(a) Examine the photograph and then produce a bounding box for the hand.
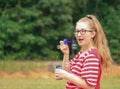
[59,41,69,55]
[55,69,68,80]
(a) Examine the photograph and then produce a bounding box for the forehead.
[76,22,89,30]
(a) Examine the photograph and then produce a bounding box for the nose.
[77,32,82,36]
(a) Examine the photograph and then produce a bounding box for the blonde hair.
[77,15,113,68]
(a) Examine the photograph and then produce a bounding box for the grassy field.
[0,77,120,89]
[0,60,47,73]
[0,60,120,89]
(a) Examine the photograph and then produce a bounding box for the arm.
[62,54,70,71]
[65,72,94,89]
[55,69,94,89]
[59,41,70,71]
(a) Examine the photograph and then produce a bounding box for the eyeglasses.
[74,29,93,35]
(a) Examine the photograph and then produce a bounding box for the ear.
[91,31,96,38]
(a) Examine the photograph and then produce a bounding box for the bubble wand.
[57,39,77,49]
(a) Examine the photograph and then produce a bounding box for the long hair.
[77,15,113,68]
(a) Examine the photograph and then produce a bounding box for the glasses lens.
[74,30,79,35]
[74,29,86,35]
[80,29,86,35]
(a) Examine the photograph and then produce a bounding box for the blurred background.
[0,0,120,89]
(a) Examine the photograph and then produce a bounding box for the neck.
[81,42,95,52]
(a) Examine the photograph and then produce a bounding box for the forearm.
[62,54,70,71]
[55,68,93,89]
[65,73,94,89]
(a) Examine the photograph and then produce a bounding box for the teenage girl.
[55,15,112,89]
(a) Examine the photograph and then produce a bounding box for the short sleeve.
[80,54,101,87]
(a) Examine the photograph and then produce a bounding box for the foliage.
[0,0,120,63]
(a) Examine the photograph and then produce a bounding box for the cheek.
[84,35,92,42]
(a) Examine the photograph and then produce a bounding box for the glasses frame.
[74,29,93,35]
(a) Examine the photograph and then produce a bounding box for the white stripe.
[87,78,97,82]
[70,61,75,65]
[85,58,99,62]
[72,65,81,70]
[81,66,99,71]
[80,70,98,74]
[87,81,96,86]
[84,62,99,66]
[76,62,83,67]
[84,54,95,59]
[81,74,98,78]
[72,69,80,74]
[71,60,75,63]
[89,54,95,56]
[85,54,95,57]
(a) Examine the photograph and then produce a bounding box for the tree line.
[0,0,120,63]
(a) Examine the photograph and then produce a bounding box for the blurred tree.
[0,0,120,63]
[0,0,74,60]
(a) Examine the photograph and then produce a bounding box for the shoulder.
[82,48,101,63]
[88,48,100,59]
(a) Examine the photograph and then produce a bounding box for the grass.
[0,78,66,89]
[0,60,47,73]
[101,77,120,89]
[0,60,120,89]
[0,77,120,89]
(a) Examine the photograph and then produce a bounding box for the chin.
[78,43,83,46]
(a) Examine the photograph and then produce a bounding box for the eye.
[81,29,86,32]
[76,30,80,32]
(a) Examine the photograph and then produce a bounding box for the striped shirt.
[66,48,102,89]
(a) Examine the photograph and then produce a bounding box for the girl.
[55,15,112,89]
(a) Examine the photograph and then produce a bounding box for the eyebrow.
[75,28,88,30]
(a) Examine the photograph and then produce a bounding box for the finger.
[60,41,64,45]
[60,45,68,50]
[56,76,60,80]
[55,73,58,77]
[55,74,62,80]
[55,69,61,74]
[55,73,60,79]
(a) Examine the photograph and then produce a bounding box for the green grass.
[0,77,120,89]
[0,60,120,89]
[0,78,66,89]
[101,77,120,89]
[0,60,47,73]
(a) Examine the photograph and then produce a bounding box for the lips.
[78,38,84,42]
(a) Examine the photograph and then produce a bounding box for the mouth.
[78,38,84,42]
